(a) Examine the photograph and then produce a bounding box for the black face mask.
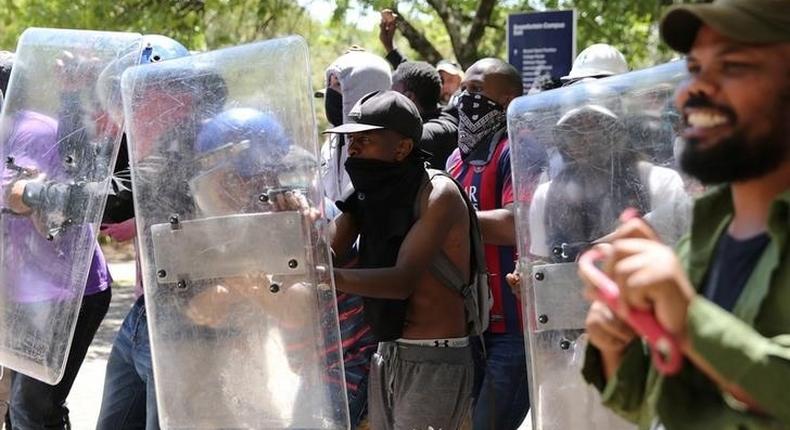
[324,88,344,127]
[457,91,507,156]
[344,157,423,197]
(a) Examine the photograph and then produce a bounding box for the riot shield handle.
[578,248,683,376]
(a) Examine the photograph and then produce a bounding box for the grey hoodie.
[320,50,392,202]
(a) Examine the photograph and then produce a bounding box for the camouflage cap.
[660,0,790,53]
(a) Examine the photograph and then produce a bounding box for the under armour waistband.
[395,337,469,348]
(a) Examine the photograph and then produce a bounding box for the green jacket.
[582,186,790,430]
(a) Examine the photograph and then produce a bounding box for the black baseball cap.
[660,0,790,54]
[324,90,424,146]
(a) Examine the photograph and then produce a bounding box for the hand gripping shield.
[0,28,141,384]
[507,61,697,429]
[121,36,349,429]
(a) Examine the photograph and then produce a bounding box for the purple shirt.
[3,111,110,302]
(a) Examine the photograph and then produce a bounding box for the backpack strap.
[430,252,472,297]
[413,169,474,297]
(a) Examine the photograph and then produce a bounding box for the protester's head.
[461,58,523,109]
[561,44,628,86]
[391,61,441,114]
[455,59,521,157]
[662,0,790,184]
[436,60,464,103]
[190,108,290,215]
[324,90,424,163]
[133,62,226,120]
[324,50,392,125]
[553,104,626,167]
[546,104,647,258]
[127,62,227,156]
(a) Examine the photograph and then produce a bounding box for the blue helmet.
[196,108,291,176]
[140,35,189,64]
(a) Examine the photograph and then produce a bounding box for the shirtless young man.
[326,90,473,429]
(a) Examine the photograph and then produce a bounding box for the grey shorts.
[368,339,474,430]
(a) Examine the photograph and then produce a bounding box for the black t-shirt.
[702,230,770,312]
[421,108,459,170]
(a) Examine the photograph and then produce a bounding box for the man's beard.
[679,94,789,185]
[680,131,787,184]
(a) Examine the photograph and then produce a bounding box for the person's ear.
[394,137,414,162]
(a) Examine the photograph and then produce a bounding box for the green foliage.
[0,0,375,100]
[0,0,209,49]
[0,0,697,86]
[563,0,673,68]
[0,0,385,129]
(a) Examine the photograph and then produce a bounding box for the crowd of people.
[0,0,786,429]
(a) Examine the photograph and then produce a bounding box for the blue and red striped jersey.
[335,291,377,393]
[447,137,522,334]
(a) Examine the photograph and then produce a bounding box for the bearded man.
[580,1,790,429]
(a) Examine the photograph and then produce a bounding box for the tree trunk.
[392,7,443,65]
[392,0,498,70]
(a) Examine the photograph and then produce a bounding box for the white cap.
[561,44,628,81]
[436,60,464,78]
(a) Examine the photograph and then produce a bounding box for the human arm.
[478,206,515,246]
[578,225,664,422]
[477,142,522,247]
[329,211,359,266]
[4,156,102,239]
[100,217,137,242]
[587,218,780,417]
[333,176,466,299]
[680,296,790,420]
[379,9,406,68]
[4,53,108,234]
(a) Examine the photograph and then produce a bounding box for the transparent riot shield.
[508,61,696,429]
[0,28,141,384]
[121,36,349,429]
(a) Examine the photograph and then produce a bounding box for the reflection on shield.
[508,61,697,429]
[0,28,141,384]
[121,36,349,428]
